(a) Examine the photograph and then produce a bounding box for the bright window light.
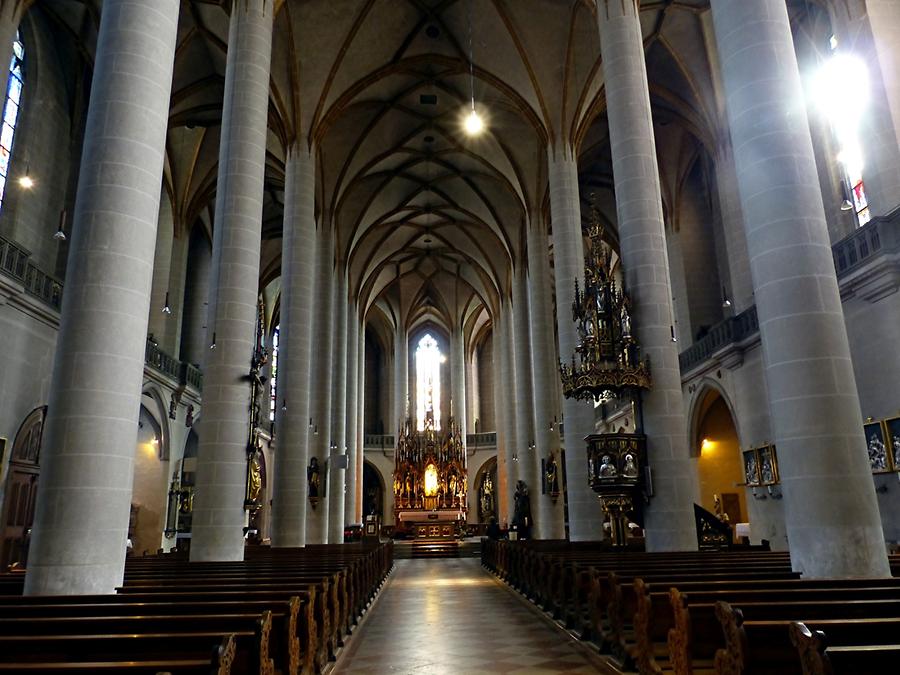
[416,333,443,430]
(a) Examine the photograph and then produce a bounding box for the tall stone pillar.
[0,2,25,93]
[393,321,408,435]
[512,266,538,529]
[344,299,359,526]
[328,272,348,542]
[356,316,366,522]
[147,193,175,348]
[450,323,467,454]
[24,0,179,594]
[500,305,521,516]
[526,218,566,539]
[597,0,697,550]
[711,0,889,577]
[270,142,316,547]
[179,229,212,367]
[190,0,274,562]
[856,1,900,217]
[492,311,511,526]
[547,148,601,541]
[306,225,333,543]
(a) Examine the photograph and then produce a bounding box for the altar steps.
[394,540,482,559]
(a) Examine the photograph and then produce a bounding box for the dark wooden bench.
[0,632,239,674]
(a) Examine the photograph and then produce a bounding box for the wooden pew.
[0,596,308,675]
[631,577,900,674]
[0,632,238,674]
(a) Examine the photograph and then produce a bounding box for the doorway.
[694,389,747,527]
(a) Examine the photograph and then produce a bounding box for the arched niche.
[691,386,747,528]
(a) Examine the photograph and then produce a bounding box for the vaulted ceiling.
[33,0,830,349]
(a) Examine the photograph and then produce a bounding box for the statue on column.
[512,480,533,539]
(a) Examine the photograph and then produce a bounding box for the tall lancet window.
[416,334,444,431]
[0,32,25,210]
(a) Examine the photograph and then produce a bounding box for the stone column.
[500,305,521,517]
[0,2,25,93]
[147,192,175,348]
[190,0,274,562]
[344,299,359,526]
[356,319,366,522]
[492,311,510,526]
[856,1,900,217]
[393,321,408,435]
[526,217,566,539]
[179,229,212,367]
[24,0,179,595]
[597,0,698,550]
[512,266,539,527]
[711,0,889,577]
[327,271,348,542]
[306,225,333,543]
[270,142,316,547]
[166,230,189,359]
[547,148,601,541]
[450,323,467,453]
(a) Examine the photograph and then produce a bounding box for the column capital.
[596,0,639,22]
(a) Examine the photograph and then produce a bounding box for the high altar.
[393,418,467,539]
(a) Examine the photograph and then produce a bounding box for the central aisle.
[333,557,605,674]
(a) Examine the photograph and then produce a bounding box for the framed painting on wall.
[882,416,900,472]
[864,421,890,473]
[757,445,779,485]
[743,448,760,486]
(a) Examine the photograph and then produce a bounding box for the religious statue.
[622,452,639,478]
[248,451,262,503]
[168,393,178,420]
[480,473,494,520]
[307,456,320,499]
[449,473,458,500]
[620,297,632,338]
[512,480,532,539]
[393,474,401,497]
[713,493,730,523]
[185,404,194,428]
[545,452,560,497]
[599,454,617,477]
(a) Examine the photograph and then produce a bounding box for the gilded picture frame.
[882,416,900,472]
[864,420,891,474]
[757,444,779,485]
[742,448,760,486]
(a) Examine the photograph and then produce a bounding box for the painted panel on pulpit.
[883,417,900,471]
[864,421,890,473]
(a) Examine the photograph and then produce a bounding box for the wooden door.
[0,466,38,569]
[0,407,44,570]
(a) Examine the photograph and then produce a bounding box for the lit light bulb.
[19,174,33,189]
[464,108,484,136]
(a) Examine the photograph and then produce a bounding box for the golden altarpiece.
[393,416,467,539]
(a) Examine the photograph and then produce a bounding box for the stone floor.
[332,558,608,674]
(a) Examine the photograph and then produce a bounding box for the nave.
[333,558,603,675]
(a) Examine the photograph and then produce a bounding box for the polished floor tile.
[333,558,605,674]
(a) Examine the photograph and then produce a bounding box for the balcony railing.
[0,235,63,311]
[145,338,203,392]
[678,305,759,373]
[832,209,900,279]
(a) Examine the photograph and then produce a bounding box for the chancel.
[2,0,900,673]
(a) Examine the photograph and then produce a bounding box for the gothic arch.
[140,386,171,462]
[687,379,742,459]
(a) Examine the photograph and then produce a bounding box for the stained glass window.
[416,334,444,431]
[0,32,23,210]
[269,325,279,421]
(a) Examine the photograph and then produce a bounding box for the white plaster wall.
[0,302,57,510]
